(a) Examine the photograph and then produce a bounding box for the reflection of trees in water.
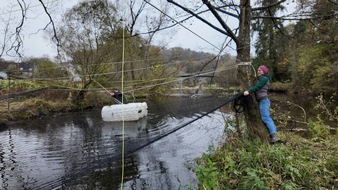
[0,128,37,189]
[0,114,146,189]
[52,113,144,189]
[25,110,142,189]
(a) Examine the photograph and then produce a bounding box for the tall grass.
[194,131,337,190]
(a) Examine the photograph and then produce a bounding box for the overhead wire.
[122,64,238,94]
[2,63,239,100]
[23,56,194,80]
[31,52,220,74]
[19,57,171,75]
[9,54,221,83]
[13,50,238,90]
[79,64,238,92]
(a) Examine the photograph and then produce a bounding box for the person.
[243,65,280,143]
[110,88,127,104]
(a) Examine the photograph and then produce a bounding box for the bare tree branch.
[145,0,221,50]
[213,1,240,19]
[252,0,286,11]
[214,7,240,19]
[7,0,27,58]
[267,5,288,36]
[38,0,60,55]
[0,14,12,57]
[127,0,146,35]
[202,0,239,45]
[167,0,229,36]
[328,0,338,6]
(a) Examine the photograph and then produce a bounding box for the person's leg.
[259,99,277,134]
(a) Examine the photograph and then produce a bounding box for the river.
[0,96,232,190]
[1,92,335,190]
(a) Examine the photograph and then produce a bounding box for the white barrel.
[101,102,148,121]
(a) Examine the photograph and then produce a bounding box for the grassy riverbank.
[194,131,337,189]
[193,90,338,190]
[0,88,117,125]
[0,88,148,126]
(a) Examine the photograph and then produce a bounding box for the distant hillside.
[162,47,234,62]
[161,47,236,74]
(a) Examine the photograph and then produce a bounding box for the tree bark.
[237,0,269,141]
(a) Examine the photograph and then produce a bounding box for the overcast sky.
[0,0,243,61]
[0,0,295,62]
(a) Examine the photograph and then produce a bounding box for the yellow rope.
[120,0,125,189]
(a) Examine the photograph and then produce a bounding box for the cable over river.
[0,96,234,189]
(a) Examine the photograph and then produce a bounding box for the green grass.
[194,132,337,190]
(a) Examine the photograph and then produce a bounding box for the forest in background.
[251,0,337,95]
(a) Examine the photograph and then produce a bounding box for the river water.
[0,96,232,190]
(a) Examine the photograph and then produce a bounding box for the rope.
[120,0,126,188]
[122,64,238,94]
[92,79,122,104]
[0,87,49,100]
[92,79,112,95]
[2,64,240,105]
[232,94,253,113]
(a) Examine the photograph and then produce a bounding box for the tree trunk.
[237,0,269,141]
[237,0,251,63]
[74,80,92,106]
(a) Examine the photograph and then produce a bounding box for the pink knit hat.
[259,65,269,74]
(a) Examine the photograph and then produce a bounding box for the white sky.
[0,0,296,62]
[0,0,240,61]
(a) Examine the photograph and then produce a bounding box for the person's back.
[113,91,123,103]
[111,89,127,104]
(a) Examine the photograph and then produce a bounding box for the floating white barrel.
[101,102,148,121]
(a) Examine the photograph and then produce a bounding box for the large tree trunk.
[236,66,269,141]
[237,0,269,141]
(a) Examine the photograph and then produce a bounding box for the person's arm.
[244,77,268,95]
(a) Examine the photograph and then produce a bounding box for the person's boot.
[270,133,280,143]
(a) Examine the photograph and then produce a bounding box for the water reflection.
[0,96,231,189]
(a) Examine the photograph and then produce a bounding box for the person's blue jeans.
[259,98,277,134]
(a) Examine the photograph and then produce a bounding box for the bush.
[0,80,44,92]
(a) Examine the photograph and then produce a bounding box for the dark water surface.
[0,96,232,190]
